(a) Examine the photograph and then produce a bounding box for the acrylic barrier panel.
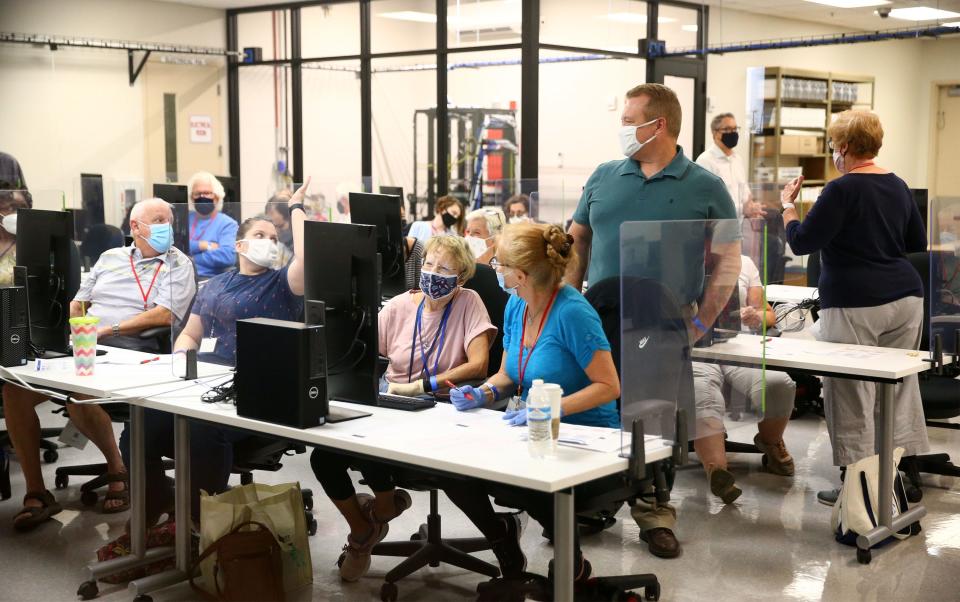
[457,178,579,229]
[619,219,771,448]
[929,196,960,355]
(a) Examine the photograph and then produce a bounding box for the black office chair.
[898,251,960,494]
[80,224,124,270]
[464,263,508,376]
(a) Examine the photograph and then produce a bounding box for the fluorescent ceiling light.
[600,13,676,24]
[802,0,889,8]
[681,24,699,32]
[888,6,960,21]
[379,11,436,23]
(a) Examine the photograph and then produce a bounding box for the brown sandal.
[102,472,130,514]
[13,490,62,532]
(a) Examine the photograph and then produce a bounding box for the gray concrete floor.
[2,402,959,601]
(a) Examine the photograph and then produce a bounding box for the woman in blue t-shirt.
[444,222,620,582]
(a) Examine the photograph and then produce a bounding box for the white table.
[692,334,931,563]
[3,350,673,602]
[764,284,818,305]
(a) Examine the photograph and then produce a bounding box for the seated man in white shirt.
[696,113,764,222]
[5,198,196,532]
[692,255,797,505]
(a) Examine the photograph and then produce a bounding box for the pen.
[140,356,160,364]
[445,380,471,399]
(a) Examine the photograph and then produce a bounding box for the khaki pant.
[818,296,930,466]
[630,493,677,531]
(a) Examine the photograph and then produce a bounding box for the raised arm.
[286,177,311,296]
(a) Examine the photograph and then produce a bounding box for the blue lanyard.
[407,297,453,382]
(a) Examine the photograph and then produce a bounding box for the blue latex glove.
[450,385,485,411]
[503,408,528,426]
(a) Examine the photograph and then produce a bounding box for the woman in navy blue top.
[444,222,621,582]
[780,111,929,504]
[124,180,310,527]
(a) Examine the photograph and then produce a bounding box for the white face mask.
[1,213,16,236]
[508,216,528,225]
[238,238,279,268]
[464,235,491,259]
[832,149,845,173]
[619,118,659,157]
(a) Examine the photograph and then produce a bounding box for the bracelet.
[421,376,434,393]
[781,203,796,213]
[289,202,305,214]
[692,316,706,332]
[487,384,500,402]
[429,375,438,392]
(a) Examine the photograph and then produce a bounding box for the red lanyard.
[129,253,162,311]
[516,287,560,397]
[190,214,214,242]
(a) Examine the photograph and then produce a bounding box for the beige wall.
[0,0,225,224]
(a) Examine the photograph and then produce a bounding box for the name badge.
[199,338,217,353]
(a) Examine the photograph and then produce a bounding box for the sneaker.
[707,465,742,505]
[338,520,389,582]
[817,488,840,507]
[754,434,796,476]
[491,513,527,578]
[361,489,413,525]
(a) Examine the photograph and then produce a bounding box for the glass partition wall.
[227,1,707,216]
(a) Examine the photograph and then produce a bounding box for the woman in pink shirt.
[310,235,496,582]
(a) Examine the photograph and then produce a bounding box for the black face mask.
[720,132,739,150]
[441,212,458,228]
[194,197,215,215]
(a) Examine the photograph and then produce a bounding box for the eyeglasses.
[489,256,510,271]
[718,126,740,134]
[422,258,458,276]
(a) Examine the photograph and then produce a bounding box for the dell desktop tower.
[235,318,328,428]
[0,285,29,367]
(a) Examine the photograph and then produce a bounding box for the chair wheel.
[910,522,922,536]
[240,472,252,485]
[905,485,923,504]
[303,494,314,511]
[77,580,98,600]
[380,582,398,602]
[55,473,69,489]
[43,449,58,464]
[857,548,871,565]
[306,515,317,536]
[81,489,99,506]
[645,583,661,601]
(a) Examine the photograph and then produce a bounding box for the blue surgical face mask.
[137,220,173,254]
[940,231,956,244]
[420,270,458,300]
[496,270,519,297]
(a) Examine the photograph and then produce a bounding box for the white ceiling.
[154,0,960,32]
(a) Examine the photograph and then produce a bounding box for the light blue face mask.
[137,220,173,254]
[496,270,519,297]
[941,231,957,244]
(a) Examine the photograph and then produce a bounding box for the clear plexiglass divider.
[619,218,770,457]
[929,196,960,361]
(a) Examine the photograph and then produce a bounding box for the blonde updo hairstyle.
[497,222,577,288]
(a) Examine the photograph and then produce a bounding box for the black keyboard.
[376,393,436,411]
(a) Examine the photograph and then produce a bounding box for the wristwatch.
[112,323,121,337]
[780,202,796,213]
[289,202,305,214]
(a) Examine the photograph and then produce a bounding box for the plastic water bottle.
[527,380,551,458]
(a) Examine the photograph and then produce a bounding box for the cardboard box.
[753,135,822,157]
[779,135,821,155]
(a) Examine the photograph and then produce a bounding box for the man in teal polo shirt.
[566,83,741,560]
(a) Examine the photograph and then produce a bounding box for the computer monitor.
[15,209,81,355]
[350,192,405,298]
[379,186,408,220]
[79,173,105,235]
[304,221,380,405]
[216,175,242,223]
[910,188,928,231]
[152,183,190,254]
